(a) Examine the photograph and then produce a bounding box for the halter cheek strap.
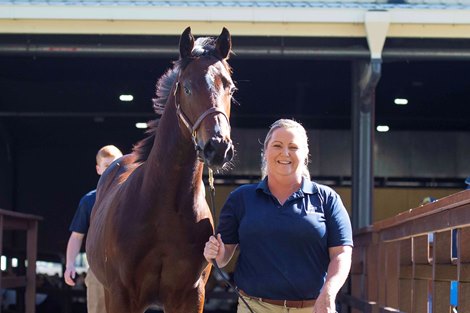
[173,81,230,149]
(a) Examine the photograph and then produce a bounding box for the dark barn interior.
[2,32,470,257]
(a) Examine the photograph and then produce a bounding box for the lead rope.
[207,168,255,313]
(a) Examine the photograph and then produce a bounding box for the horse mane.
[152,67,179,115]
[131,119,160,164]
[132,36,231,164]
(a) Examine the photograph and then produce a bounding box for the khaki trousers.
[84,269,106,313]
[237,296,314,313]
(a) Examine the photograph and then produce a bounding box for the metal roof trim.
[1,3,470,25]
[1,1,470,10]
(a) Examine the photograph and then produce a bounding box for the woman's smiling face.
[265,127,308,178]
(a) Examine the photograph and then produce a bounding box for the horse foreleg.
[105,287,137,313]
[163,283,206,313]
[104,288,110,313]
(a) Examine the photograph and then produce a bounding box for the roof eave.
[1,4,470,38]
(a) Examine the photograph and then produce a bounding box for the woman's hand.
[312,292,336,313]
[204,233,225,263]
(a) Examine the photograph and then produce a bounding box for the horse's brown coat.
[86,27,235,313]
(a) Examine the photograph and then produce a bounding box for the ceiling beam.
[1,43,470,61]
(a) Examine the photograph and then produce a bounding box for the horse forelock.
[192,37,217,56]
[191,37,232,72]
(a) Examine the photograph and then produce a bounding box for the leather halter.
[173,81,230,151]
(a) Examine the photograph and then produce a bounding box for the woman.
[204,119,353,313]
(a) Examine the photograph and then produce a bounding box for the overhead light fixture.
[120,94,134,102]
[135,122,148,129]
[376,125,390,132]
[394,98,408,105]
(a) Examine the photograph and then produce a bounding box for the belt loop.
[284,300,287,308]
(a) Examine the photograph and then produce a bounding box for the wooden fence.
[0,208,42,313]
[341,189,470,313]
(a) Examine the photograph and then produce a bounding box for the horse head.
[174,27,235,170]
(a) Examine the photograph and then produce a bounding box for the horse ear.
[179,27,195,59]
[215,27,232,60]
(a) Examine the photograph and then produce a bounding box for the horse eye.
[184,86,191,95]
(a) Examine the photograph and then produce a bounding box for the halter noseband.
[173,81,230,151]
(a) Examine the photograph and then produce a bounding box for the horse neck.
[144,96,204,191]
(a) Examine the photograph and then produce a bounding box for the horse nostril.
[203,138,233,168]
[203,141,216,160]
[225,142,234,162]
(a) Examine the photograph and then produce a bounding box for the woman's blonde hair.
[261,119,310,179]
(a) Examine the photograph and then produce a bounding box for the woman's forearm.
[321,246,353,299]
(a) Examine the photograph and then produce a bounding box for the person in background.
[64,145,123,313]
[204,119,353,313]
[421,196,437,206]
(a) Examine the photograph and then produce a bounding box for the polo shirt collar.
[256,177,270,193]
[256,177,319,196]
[301,177,318,195]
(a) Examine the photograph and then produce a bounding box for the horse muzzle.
[202,136,234,169]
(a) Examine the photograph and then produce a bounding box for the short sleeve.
[69,191,95,234]
[325,192,353,247]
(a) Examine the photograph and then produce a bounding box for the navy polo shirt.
[217,178,353,300]
[69,190,96,234]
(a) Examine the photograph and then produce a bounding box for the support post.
[351,10,389,229]
[352,60,378,229]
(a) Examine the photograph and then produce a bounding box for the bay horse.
[86,27,235,313]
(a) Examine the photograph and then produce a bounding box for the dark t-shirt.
[69,190,96,234]
[217,178,353,300]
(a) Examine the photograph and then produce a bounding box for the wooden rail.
[342,189,470,313]
[0,208,42,313]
